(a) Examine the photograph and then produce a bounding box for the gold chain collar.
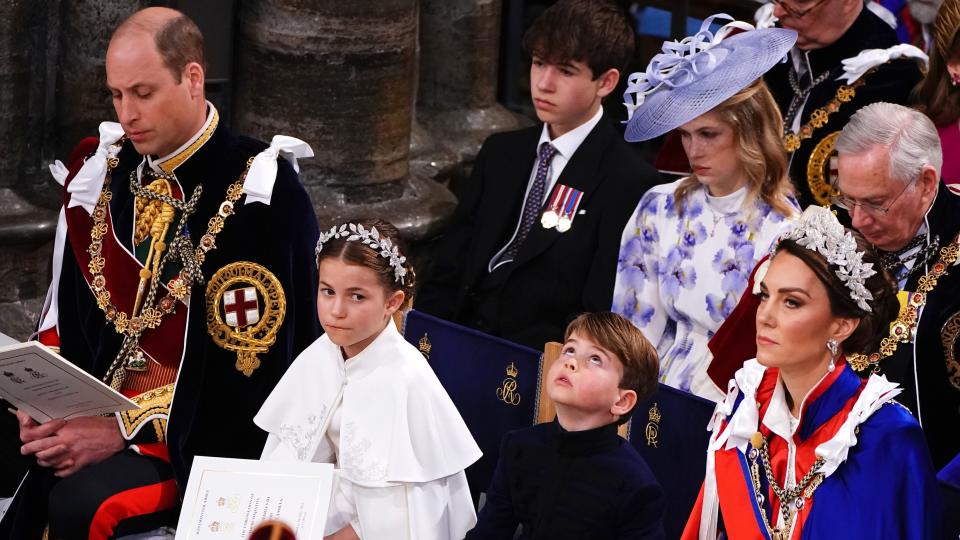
[848,233,960,373]
[747,432,825,540]
[88,151,256,387]
[782,68,875,153]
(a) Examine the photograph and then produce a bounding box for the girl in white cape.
[255,218,482,540]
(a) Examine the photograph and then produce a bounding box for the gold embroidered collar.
[148,101,219,175]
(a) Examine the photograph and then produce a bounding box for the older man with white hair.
[762,0,926,208]
[705,102,960,474]
[831,102,960,471]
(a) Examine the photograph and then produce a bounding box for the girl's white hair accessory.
[316,223,408,285]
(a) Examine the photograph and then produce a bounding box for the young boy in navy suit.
[466,312,666,539]
[416,0,661,349]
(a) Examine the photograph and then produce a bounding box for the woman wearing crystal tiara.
[614,16,800,401]
[682,206,942,539]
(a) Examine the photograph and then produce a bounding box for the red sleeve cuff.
[38,327,60,348]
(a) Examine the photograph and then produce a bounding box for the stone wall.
[0,1,60,341]
[0,1,518,341]
[0,189,56,341]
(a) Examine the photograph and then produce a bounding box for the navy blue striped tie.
[500,142,558,264]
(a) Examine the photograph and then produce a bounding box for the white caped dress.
[255,322,482,539]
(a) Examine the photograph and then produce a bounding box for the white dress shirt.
[489,106,605,271]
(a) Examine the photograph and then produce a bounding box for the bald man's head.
[106,7,208,156]
[111,7,205,83]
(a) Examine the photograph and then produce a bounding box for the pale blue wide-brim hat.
[623,14,797,142]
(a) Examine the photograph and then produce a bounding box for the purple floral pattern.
[612,179,797,400]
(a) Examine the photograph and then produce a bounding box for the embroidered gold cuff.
[117,383,174,442]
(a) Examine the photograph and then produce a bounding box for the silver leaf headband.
[315,223,408,285]
[775,206,877,312]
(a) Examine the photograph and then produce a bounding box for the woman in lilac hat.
[613,15,800,402]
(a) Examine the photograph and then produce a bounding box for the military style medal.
[541,184,583,233]
[555,185,583,233]
[540,188,560,229]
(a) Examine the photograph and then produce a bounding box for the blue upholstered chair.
[401,310,542,502]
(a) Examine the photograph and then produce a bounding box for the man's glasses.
[770,0,829,18]
[831,175,918,216]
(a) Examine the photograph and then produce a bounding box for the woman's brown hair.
[316,218,416,304]
[775,233,899,355]
[913,0,960,125]
[674,79,796,218]
[912,41,960,126]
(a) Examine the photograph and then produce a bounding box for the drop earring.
[826,338,839,372]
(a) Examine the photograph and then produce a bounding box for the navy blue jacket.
[466,421,666,540]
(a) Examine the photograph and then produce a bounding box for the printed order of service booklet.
[177,456,334,539]
[0,340,138,422]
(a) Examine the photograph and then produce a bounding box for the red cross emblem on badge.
[223,287,260,328]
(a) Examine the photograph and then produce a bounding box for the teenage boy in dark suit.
[416,0,661,349]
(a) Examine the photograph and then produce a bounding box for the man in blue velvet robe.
[1,8,320,539]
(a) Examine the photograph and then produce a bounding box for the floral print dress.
[613,179,796,401]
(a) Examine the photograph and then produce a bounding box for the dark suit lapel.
[469,127,542,275]
[513,119,614,267]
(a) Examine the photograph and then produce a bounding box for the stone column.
[56,1,147,159]
[409,36,459,184]
[417,0,525,163]
[0,0,59,340]
[0,0,31,191]
[233,0,456,240]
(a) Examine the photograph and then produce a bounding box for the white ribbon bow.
[719,359,767,453]
[839,44,928,84]
[754,2,778,29]
[243,135,314,205]
[48,160,69,186]
[66,122,125,214]
[623,14,755,121]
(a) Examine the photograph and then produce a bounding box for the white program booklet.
[0,330,16,347]
[0,341,139,422]
[176,456,334,539]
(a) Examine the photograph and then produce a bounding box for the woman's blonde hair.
[673,79,796,218]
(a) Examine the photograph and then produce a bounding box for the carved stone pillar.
[233,0,456,240]
[417,0,524,163]
[0,0,58,340]
[0,0,31,191]
[56,1,147,159]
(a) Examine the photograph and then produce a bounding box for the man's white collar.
[538,105,604,160]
